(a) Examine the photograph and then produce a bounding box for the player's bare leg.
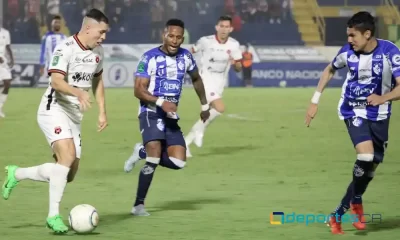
[0,79,11,118]
[132,142,186,216]
[328,140,374,234]
[185,98,224,155]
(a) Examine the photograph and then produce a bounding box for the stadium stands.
[4,0,303,45]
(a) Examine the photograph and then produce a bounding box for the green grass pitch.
[1,87,400,239]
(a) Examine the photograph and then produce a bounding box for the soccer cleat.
[131,204,150,216]
[328,215,344,234]
[194,131,204,147]
[0,110,5,118]
[124,143,143,173]
[351,203,366,230]
[2,165,19,200]
[46,215,68,233]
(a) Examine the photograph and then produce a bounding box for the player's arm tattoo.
[134,76,159,103]
[188,69,208,105]
[92,75,106,114]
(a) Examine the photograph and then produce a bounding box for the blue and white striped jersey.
[40,31,67,70]
[135,47,197,118]
[332,39,400,121]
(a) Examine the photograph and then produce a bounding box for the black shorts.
[139,111,186,148]
[344,117,389,163]
[243,67,252,79]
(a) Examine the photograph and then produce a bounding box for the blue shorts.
[344,117,389,163]
[139,111,186,148]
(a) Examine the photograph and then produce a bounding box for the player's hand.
[200,110,210,122]
[161,101,177,112]
[77,90,91,112]
[97,112,108,132]
[367,94,386,106]
[305,103,318,127]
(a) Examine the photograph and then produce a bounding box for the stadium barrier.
[10,44,346,88]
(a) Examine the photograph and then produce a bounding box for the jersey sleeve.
[387,44,400,78]
[48,42,72,76]
[94,47,104,77]
[231,42,243,61]
[192,37,207,53]
[186,51,198,73]
[331,44,350,70]
[135,53,153,79]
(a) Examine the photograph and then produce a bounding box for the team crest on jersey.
[226,50,231,54]
[95,56,100,63]
[348,54,359,63]
[54,126,62,134]
[177,60,184,70]
[156,119,165,131]
[352,117,362,127]
[373,63,382,75]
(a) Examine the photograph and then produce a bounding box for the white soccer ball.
[68,204,99,233]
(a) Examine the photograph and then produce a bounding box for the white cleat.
[131,204,150,216]
[186,145,192,158]
[124,143,143,173]
[194,131,204,148]
[0,110,5,118]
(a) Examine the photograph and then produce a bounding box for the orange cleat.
[351,203,366,230]
[328,215,344,234]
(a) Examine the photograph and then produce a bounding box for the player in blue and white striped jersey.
[124,19,210,216]
[305,12,400,234]
[39,15,66,76]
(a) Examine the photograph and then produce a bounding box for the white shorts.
[200,71,225,103]
[37,108,82,159]
[0,67,12,81]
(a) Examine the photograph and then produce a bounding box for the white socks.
[15,163,55,182]
[0,93,7,109]
[48,163,70,217]
[204,108,222,127]
[186,109,222,145]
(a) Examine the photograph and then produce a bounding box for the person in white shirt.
[185,15,243,157]
[0,27,14,118]
[1,8,109,234]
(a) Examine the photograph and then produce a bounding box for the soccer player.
[305,11,400,234]
[39,15,67,77]
[2,9,109,233]
[124,19,210,216]
[184,15,243,157]
[0,25,14,118]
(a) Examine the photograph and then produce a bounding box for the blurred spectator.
[3,0,299,45]
[150,0,164,41]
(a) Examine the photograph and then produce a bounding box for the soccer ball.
[68,204,99,233]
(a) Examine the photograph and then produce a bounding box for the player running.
[305,11,400,234]
[124,19,209,216]
[2,9,109,234]
[0,25,14,118]
[184,15,243,157]
[39,15,67,77]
